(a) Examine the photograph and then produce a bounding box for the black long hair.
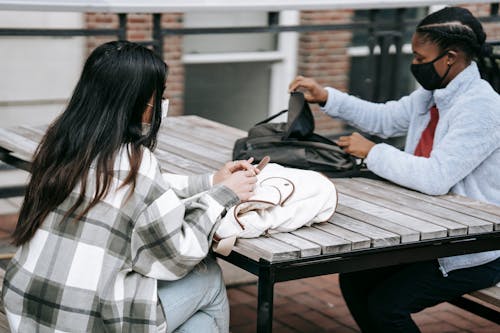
[415,6,499,92]
[13,41,168,246]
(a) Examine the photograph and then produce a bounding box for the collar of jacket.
[417,61,480,116]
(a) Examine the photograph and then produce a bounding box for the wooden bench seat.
[471,284,500,308]
[450,283,500,324]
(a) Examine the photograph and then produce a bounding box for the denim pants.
[157,255,229,333]
[339,258,500,333]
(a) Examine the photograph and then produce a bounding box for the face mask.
[161,98,169,120]
[142,99,170,136]
[410,51,451,90]
[141,123,151,136]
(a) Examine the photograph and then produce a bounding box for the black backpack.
[233,92,377,178]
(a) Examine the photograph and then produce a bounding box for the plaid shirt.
[2,147,238,332]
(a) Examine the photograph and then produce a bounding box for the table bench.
[0,116,499,332]
[449,283,500,324]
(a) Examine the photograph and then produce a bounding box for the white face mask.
[142,98,170,136]
[161,98,170,120]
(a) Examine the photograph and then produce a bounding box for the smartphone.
[256,156,270,171]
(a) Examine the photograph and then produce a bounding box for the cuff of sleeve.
[365,143,383,166]
[189,174,212,193]
[208,184,240,208]
[320,87,349,117]
[365,143,397,172]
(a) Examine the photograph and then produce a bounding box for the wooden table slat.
[234,237,300,262]
[339,195,448,240]
[164,118,242,148]
[358,178,500,230]
[156,136,225,170]
[334,181,470,236]
[270,232,322,258]
[314,222,371,250]
[329,213,400,247]
[154,150,215,174]
[181,115,246,138]
[162,125,234,153]
[158,130,231,160]
[336,204,419,243]
[444,194,500,228]
[291,226,352,254]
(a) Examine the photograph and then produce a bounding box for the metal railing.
[1,5,498,101]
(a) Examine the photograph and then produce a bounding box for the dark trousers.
[339,258,500,333]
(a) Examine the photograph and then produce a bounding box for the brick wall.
[161,14,184,116]
[462,4,500,41]
[85,6,498,133]
[298,10,354,134]
[85,13,119,53]
[85,13,185,116]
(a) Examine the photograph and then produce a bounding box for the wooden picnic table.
[0,115,499,333]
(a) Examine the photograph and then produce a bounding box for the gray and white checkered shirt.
[2,147,238,332]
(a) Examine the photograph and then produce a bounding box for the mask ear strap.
[438,62,453,88]
[432,50,450,63]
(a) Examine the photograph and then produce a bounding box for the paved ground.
[0,184,498,332]
[227,274,499,333]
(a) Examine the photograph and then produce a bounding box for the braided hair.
[416,7,499,92]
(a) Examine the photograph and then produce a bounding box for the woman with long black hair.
[290,7,499,333]
[2,41,258,332]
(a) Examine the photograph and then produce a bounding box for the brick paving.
[228,275,500,333]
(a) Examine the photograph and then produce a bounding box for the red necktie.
[414,105,439,158]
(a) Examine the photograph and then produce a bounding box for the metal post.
[366,10,378,102]
[391,8,406,100]
[153,14,163,58]
[376,33,391,102]
[268,12,280,26]
[257,262,275,333]
[118,13,127,40]
[491,3,499,16]
[268,12,280,51]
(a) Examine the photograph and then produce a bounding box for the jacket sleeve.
[131,164,238,280]
[162,172,213,199]
[321,87,427,138]
[365,106,500,195]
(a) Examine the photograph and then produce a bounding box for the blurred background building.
[0,1,499,134]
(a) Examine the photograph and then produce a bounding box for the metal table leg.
[257,262,276,333]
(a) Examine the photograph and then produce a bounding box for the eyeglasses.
[146,99,169,119]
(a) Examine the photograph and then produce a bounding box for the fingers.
[336,135,350,147]
[336,135,353,154]
[237,170,258,201]
[288,75,305,92]
[335,132,374,158]
[289,75,314,92]
[229,159,259,175]
[243,170,258,180]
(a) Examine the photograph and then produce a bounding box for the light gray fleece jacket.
[321,62,499,275]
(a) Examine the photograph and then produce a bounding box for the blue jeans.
[157,256,229,333]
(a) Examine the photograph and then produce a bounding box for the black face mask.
[410,51,452,90]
